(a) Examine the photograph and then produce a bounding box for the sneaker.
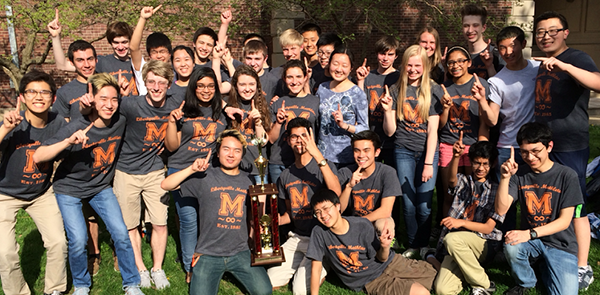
[402,248,418,258]
[419,247,434,259]
[87,254,101,276]
[579,264,595,290]
[471,281,496,295]
[139,270,152,288]
[44,291,63,295]
[123,286,145,295]
[72,287,90,295]
[151,268,171,290]
[504,285,530,295]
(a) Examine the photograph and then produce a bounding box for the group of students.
[1,2,599,295]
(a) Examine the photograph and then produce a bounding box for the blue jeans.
[55,188,139,288]
[190,250,272,295]
[168,167,199,273]
[269,164,286,184]
[395,147,438,248]
[504,239,578,295]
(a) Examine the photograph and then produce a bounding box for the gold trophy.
[248,135,285,266]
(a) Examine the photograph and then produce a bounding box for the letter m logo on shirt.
[289,186,309,209]
[524,191,552,215]
[92,142,117,168]
[193,122,217,142]
[353,194,374,213]
[219,193,245,217]
[402,102,423,124]
[450,100,471,123]
[535,79,552,105]
[144,122,167,142]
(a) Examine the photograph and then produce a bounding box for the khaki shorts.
[364,254,436,295]
[113,169,169,229]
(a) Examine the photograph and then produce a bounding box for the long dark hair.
[183,67,222,121]
[227,65,271,132]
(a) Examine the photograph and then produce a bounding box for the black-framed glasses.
[313,204,334,218]
[447,59,469,67]
[23,89,52,99]
[535,28,564,38]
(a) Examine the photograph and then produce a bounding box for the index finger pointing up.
[153,4,163,13]
[281,100,285,111]
[205,149,212,160]
[510,146,514,161]
[83,122,94,134]
[384,85,389,96]
[441,84,449,96]
[473,74,481,85]
[54,8,60,21]
[88,83,93,94]
[362,58,367,68]
[179,100,185,110]
[251,98,256,110]
[459,130,463,144]
[16,95,21,113]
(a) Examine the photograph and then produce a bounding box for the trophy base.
[251,251,285,266]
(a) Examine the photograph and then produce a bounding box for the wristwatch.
[529,228,538,239]
[318,159,327,167]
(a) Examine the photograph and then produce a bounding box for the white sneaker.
[72,287,90,295]
[151,268,171,290]
[139,270,152,288]
[402,248,418,258]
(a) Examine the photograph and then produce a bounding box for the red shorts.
[439,142,471,168]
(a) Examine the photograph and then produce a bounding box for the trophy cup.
[248,135,285,266]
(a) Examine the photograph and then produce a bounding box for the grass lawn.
[4,125,600,294]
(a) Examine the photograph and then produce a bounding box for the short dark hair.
[316,33,342,49]
[171,45,195,64]
[283,59,307,80]
[286,117,311,134]
[330,45,354,68]
[19,70,57,97]
[146,32,172,56]
[106,22,133,43]
[243,40,268,58]
[193,27,218,45]
[299,23,321,35]
[351,130,381,150]
[67,40,97,62]
[468,140,498,163]
[517,122,553,148]
[310,188,340,209]
[461,4,488,25]
[374,36,400,56]
[496,26,526,45]
[534,11,569,32]
[243,33,266,45]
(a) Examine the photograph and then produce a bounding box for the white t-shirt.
[132,58,147,96]
[488,60,540,148]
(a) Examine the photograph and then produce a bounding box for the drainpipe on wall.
[5,5,19,89]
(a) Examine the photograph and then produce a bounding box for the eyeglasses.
[317,50,333,58]
[288,134,306,141]
[146,80,169,88]
[23,89,52,99]
[196,84,215,90]
[447,59,469,67]
[313,204,335,218]
[535,28,565,38]
[520,146,546,158]
[472,161,490,168]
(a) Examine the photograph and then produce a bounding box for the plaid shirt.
[435,174,505,256]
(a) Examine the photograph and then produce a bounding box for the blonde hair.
[415,27,442,70]
[142,59,174,85]
[88,73,119,96]
[395,45,432,123]
[279,29,304,47]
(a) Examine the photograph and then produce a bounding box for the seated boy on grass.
[429,135,504,295]
[307,189,436,295]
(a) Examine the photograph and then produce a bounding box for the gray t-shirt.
[268,94,320,166]
[488,60,540,148]
[117,94,183,174]
[167,83,187,102]
[439,76,489,145]
[96,54,138,96]
[534,48,599,152]
[391,84,443,151]
[0,112,66,200]
[278,158,338,236]
[260,71,279,102]
[54,79,87,120]
[338,162,401,217]
[180,166,253,256]
[509,163,583,255]
[310,65,333,95]
[306,216,394,292]
[167,107,228,170]
[45,115,126,199]
[363,70,401,149]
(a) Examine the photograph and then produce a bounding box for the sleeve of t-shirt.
[429,84,444,115]
[353,89,369,133]
[571,51,600,73]
[0,122,12,151]
[306,226,326,262]
[380,166,402,198]
[338,167,352,187]
[270,99,279,123]
[180,172,207,199]
[508,174,519,203]
[557,167,584,209]
[53,92,70,118]
[487,77,502,106]
[277,173,287,201]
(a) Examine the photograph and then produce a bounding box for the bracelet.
[424,163,433,166]
[345,124,350,131]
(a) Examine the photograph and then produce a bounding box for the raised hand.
[118,70,131,96]
[68,122,93,146]
[471,74,486,102]
[140,5,162,20]
[299,127,321,159]
[220,5,233,25]
[191,150,212,172]
[221,47,233,65]
[481,39,493,69]
[347,166,363,189]
[441,84,452,110]
[304,57,313,80]
[248,99,262,126]
[276,100,287,124]
[380,85,393,112]
[441,46,448,66]
[225,105,244,120]
[453,131,465,157]
[212,41,226,60]
[532,57,567,73]
[47,8,61,38]
[356,58,370,81]
[332,103,346,129]
[500,146,519,179]
[3,96,24,130]
[80,83,95,110]
[169,101,185,123]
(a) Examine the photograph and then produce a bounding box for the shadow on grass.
[21,229,44,291]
